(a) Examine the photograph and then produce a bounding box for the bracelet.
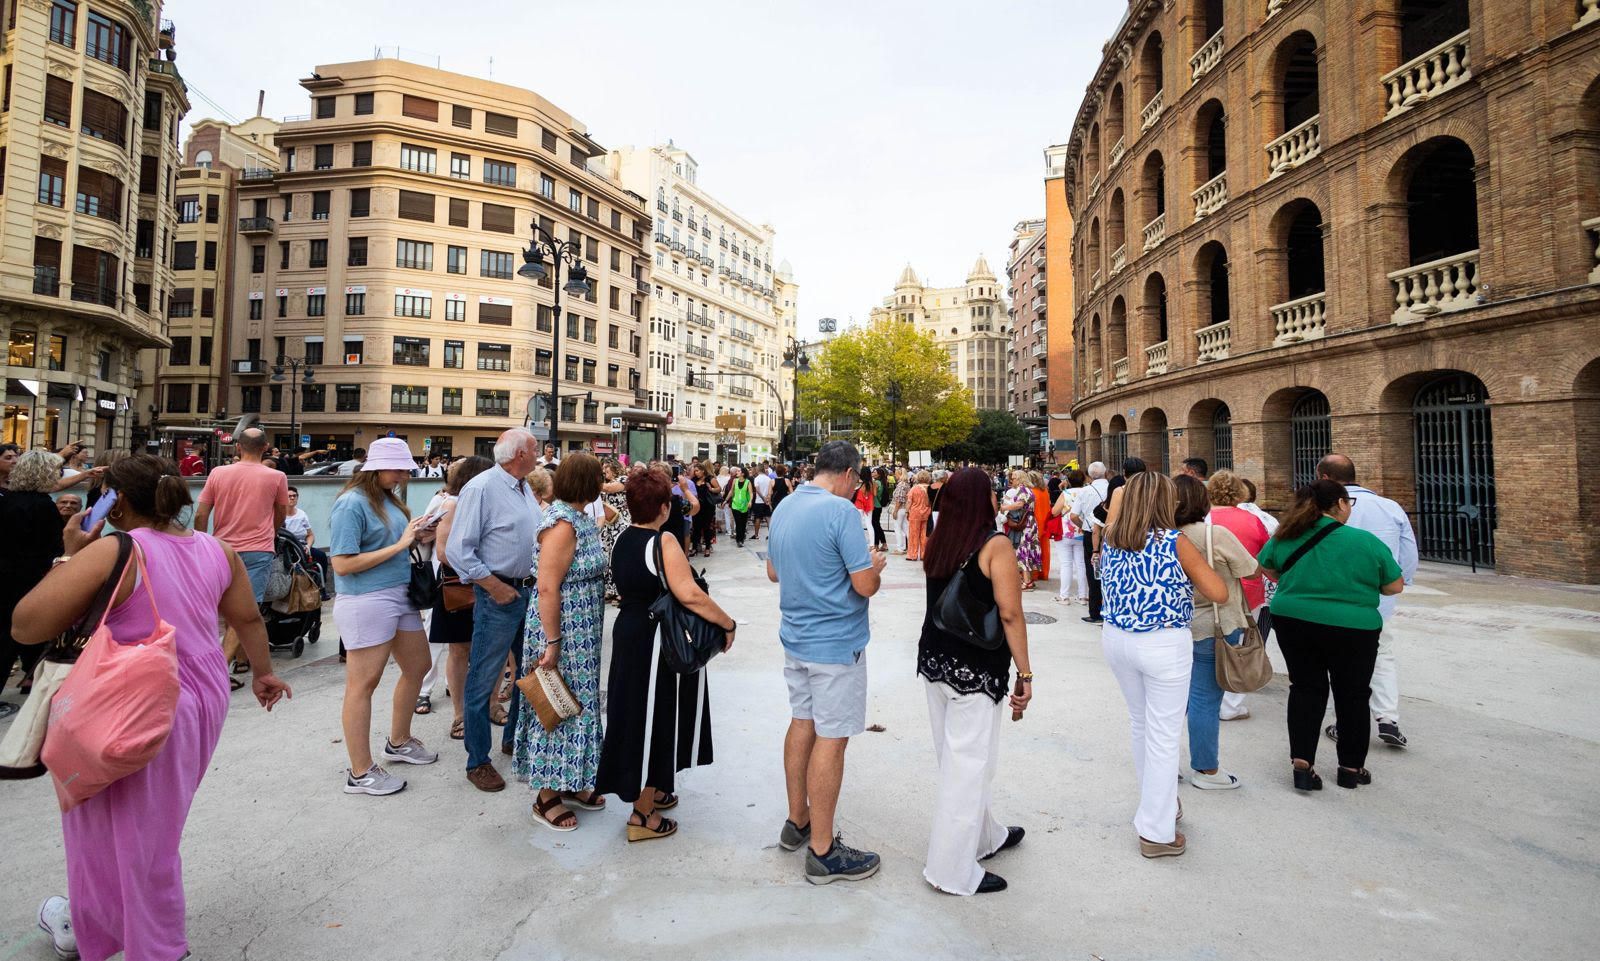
[1017,671,1034,681]
[545,637,562,646]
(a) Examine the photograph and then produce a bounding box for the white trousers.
[1058,538,1088,599]
[718,501,733,534]
[1369,628,1399,722]
[417,608,445,697]
[923,679,1010,895]
[1101,624,1190,844]
[895,512,910,552]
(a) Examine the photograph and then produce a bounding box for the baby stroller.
[262,529,324,659]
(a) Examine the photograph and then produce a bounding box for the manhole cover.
[1024,612,1057,625]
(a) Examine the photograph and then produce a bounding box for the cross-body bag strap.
[1280,520,1341,575]
[1207,524,1224,637]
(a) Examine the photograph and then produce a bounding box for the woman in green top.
[1258,480,1404,792]
[728,466,754,547]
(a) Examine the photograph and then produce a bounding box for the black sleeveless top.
[612,526,668,612]
[917,532,1012,702]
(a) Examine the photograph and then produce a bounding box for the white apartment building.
[606,144,787,462]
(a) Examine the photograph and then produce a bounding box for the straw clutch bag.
[516,666,582,732]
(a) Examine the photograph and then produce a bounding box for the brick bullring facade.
[1061,0,1600,582]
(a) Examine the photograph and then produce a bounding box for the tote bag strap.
[95,535,160,638]
[1206,524,1225,640]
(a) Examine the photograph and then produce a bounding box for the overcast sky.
[165,0,1125,338]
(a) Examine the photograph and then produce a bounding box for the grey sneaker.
[804,835,881,884]
[345,765,407,796]
[1378,721,1408,748]
[382,736,439,765]
[37,896,77,960]
[778,818,812,852]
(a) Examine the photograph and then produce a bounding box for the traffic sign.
[610,416,623,431]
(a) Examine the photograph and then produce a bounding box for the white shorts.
[333,584,424,650]
[784,651,868,739]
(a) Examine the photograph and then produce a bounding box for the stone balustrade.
[1271,291,1327,343]
[1584,217,1600,283]
[1142,212,1167,252]
[1577,0,1598,28]
[1267,0,1286,18]
[1141,90,1165,132]
[1381,31,1471,118]
[1111,244,1127,275]
[1145,340,1170,375]
[1266,114,1321,177]
[1112,357,1130,385]
[1196,320,1230,362]
[1108,137,1126,171]
[1091,267,1103,291]
[1191,30,1224,81]
[1387,248,1480,322]
[1032,343,1046,358]
[1192,171,1228,220]
[1088,171,1102,199]
[1093,367,1104,392]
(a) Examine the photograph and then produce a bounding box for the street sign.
[610,417,623,431]
[529,426,550,441]
[422,437,432,450]
[300,434,311,449]
[715,414,746,430]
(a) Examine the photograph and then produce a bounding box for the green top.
[730,478,753,512]
[1257,516,1404,631]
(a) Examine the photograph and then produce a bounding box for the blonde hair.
[525,467,553,500]
[337,469,410,522]
[916,469,932,484]
[1028,470,1044,488]
[1104,472,1177,552]
[1207,469,1247,507]
[1009,469,1028,487]
[10,450,63,493]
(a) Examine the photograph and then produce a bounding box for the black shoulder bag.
[1279,521,1341,575]
[648,533,726,674]
[407,546,440,611]
[930,534,1008,651]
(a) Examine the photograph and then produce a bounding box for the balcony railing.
[1032,343,1047,358]
[1033,369,1046,382]
[1088,171,1102,199]
[33,266,60,296]
[1580,0,1600,28]
[1111,357,1130,385]
[728,386,754,399]
[1032,274,1046,291]
[636,279,651,294]
[1108,137,1126,171]
[1032,320,1046,335]
[70,285,118,308]
[1033,388,1048,403]
[1140,89,1165,131]
[688,312,714,330]
[1145,340,1170,376]
[232,359,268,375]
[1387,248,1480,322]
[729,329,755,343]
[728,356,754,370]
[1382,31,1470,118]
[1192,171,1228,220]
[1093,367,1104,391]
[1271,291,1328,344]
[240,168,275,182]
[1110,244,1127,275]
[1266,114,1322,177]
[1091,267,1103,291]
[685,344,715,360]
[1142,212,1167,252]
[1191,30,1224,81]
[1584,217,1600,283]
[239,216,275,234]
[1196,320,1231,362]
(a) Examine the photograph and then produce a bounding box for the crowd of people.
[0,427,1421,958]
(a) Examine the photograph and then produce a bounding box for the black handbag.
[407,546,440,610]
[931,542,1007,651]
[647,533,725,674]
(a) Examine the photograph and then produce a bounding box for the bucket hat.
[361,437,417,472]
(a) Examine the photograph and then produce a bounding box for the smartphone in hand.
[84,489,117,531]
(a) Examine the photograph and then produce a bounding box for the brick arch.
[1370,121,1491,201]
[1366,352,1508,412]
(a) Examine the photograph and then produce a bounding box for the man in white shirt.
[536,442,561,469]
[1069,461,1111,625]
[751,467,774,541]
[1318,453,1419,748]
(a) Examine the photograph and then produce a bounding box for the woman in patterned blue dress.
[515,453,609,831]
[1097,471,1228,859]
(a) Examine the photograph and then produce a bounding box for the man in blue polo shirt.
[767,440,887,884]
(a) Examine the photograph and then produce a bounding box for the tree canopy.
[938,408,1031,465]
[797,319,976,457]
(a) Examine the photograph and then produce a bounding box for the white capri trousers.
[1101,623,1191,844]
[922,678,1011,895]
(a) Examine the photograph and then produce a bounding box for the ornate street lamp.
[518,225,591,452]
[271,356,316,455]
[780,336,810,462]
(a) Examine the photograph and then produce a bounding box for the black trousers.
[1083,536,1103,619]
[733,508,749,545]
[1274,613,1380,770]
[691,507,715,552]
[869,507,886,547]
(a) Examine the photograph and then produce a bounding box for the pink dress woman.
[63,527,232,961]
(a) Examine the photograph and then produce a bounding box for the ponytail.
[154,474,193,526]
[1273,480,1347,541]
[105,454,190,527]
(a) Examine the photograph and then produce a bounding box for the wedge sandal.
[627,808,678,843]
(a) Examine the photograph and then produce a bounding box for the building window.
[347,237,367,267]
[483,159,515,187]
[477,344,511,372]
[445,299,466,321]
[537,305,554,333]
[448,197,469,228]
[38,157,66,207]
[248,298,263,320]
[481,203,514,234]
[345,292,365,315]
[276,294,287,317]
[395,294,431,318]
[450,152,470,180]
[350,188,370,217]
[173,242,196,271]
[84,11,128,71]
[607,364,619,388]
[302,340,321,366]
[169,336,192,366]
[335,384,361,412]
[393,336,430,366]
[560,397,577,422]
[314,144,333,169]
[484,112,517,137]
[177,196,200,223]
[479,303,512,325]
[49,0,76,46]
[315,97,335,119]
[343,339,364,364]
[401,95,437,121]
[400,144,437,174]
[352,141,372,167]
[308,239,327,268]
[396,239,433,270]
[441,386,463,415]
[540,175,555,200]
[306,293,326,317]
[583,318,596,343]
[476,389,510,417]
[480,249,514,279]
[240,386,261,413]
[581,359,596,384]
[43,76,72,127]
[541,128,558,152]
[398,190,435,222]
[564,354,579,381]
[446,245,467,275]
[535,349,552,376]
[569,188,582,212]
[443,340,464,369]
[251,245,265,272]
[279,241,290,269]
[301,384,325,412]
[452,104,472,128]
[354,92,374,115]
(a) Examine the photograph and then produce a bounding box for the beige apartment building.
[869,260,1011,410]
[1,0,187,453]
[1005,219,1048,456]
[136,115,279,455]
[606,144,788,462]
[228,58,649,461]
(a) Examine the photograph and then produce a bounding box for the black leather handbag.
[931,545,1007,651]
[407,546,440,611]
[648,533,725,674]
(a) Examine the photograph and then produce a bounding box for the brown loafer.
[1140,832,1186,858]
[467,763,505,793]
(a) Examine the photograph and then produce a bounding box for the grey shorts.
[784,651,868,739]
[333,584,424,650]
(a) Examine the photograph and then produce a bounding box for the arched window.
[1140,32,1166,125]
[1108,189,1127,270]
[1140,151,1166,250]
[1193,99,1228,219]
[1212,404,1233,470]
[1391,137,1480,317]
[1141,272,1169,374]
[1194,240,1231,350]
[1087,122,1102,183]
[1270,199,1327,343]
[1107,84,1126,161]
[1400,0,1469,62]
[1267,32,1322,176]
[1289,390,1331,488]
[1107,296,1129,381]
[1285,201,1325,299]
[1089,216,1103,277]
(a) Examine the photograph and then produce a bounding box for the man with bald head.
[447,428,543,791]
[1316,453,1418,748]
[196,426,290,606]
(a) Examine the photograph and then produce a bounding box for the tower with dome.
[869,256,1011,410]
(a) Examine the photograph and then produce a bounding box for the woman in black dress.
[688,463,718,557]
[0,450,67,704]
[427,455,495,740]
[595,465,737,843]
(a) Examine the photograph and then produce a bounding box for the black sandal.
[1293,763,1323,792]
[653,790,678,810]
[627,807,678,843]
[533,795,578,832]
[563,790,606,811]
[414,695,432,716]
[1336,767,1372,789]
[229,676,245,691]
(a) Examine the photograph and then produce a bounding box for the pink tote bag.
[41,542,180,812]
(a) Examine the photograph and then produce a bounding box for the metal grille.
[1155,427,1170,474]
[1290,392,1331,489]
[1104,431,1127,469]
[1413,374,1495,567]
[1212,404,1233,471]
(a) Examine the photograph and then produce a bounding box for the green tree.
[798,319,976,457]
[954,409,1030,465]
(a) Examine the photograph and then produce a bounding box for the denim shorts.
[333,584,424,650]
[784,651,868,739]
[240,550,275,603]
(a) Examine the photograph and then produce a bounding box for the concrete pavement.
[2,530,1598,961]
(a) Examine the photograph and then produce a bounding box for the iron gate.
[1155,426,1170,474]
[1290,391,1331,489]
[1105,431,1128,469]
[1212,404,1233,471]
[1413,374,1495,567]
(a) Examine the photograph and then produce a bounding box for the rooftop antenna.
[255,89,265,117]
[488,56,493,78]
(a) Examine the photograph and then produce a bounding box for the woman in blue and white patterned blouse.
[1098,471,1228,859]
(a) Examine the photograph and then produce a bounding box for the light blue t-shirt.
[328,490,410,595]
[768,482,874,664]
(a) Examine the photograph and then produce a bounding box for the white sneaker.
[38,896,78,960]
[1219,708,1251,721]
[1190,769,1242,790]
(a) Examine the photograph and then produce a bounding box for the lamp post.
[270,356,315,455]
[885,379,902,468]
[779,336,810,463]
[518,224,591,453]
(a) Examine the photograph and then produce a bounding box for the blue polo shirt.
[767,482,874,664]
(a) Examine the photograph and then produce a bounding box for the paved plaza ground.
[2,533,1598,961]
